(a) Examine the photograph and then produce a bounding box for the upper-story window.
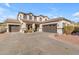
[34,16,37,21]
[24,15,27,19]
[45,19,47,21]
[29,15,32,20]
[63,23,66,27]
[40,18,42,21]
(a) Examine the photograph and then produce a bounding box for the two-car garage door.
[9,24,57,32]
[9,25,20,32]
[42,24,57,33]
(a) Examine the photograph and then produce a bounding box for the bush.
[64,25,74,34]
[72,27,79,33]
[0,26,6,33]
[28,28,32,33]
[0,23,6,33]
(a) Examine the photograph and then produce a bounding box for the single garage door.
[9,25,20,32]
[42,24,57,33]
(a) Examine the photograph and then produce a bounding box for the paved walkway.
[0,32,79,55]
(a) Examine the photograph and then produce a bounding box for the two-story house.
[5,12,73,34]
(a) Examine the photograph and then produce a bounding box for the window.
[45,19,47,21]
[29,15,32,20]
[63,23,66,27]
[34,16,37,21]
[40,18,42,21]
[24,15,27,19]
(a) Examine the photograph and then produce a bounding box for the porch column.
[39,24,42,32]
[57,22,63,34]
[6,24,9,32]
[32,23,35,32]
[20,23,27,33]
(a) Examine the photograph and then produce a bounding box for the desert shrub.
[72,26,79,33]
[0,26,6,33]
[28,28,32,33]
[64,25,74,34]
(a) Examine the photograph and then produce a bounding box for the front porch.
[20,23,40,33]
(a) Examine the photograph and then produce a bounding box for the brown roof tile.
[42,17,72,23]
[4,18,20,23]
[22,19,41,24]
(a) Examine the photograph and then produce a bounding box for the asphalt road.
[0,32,79,55]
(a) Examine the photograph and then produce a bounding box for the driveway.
[0,32,79,55]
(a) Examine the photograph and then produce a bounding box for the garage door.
[9,25,20,32]
[42,24,57,33]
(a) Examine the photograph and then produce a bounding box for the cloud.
[50,8,57,10]
[44,12,63,18]
[52,16,59,18]
[50,8,58,12]
[5,3,10,7]
[72,17,79,22]
[0,7,6,15]
[73,12,79,17]
[0,7,17,22]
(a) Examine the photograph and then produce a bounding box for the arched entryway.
[26,24,39,32]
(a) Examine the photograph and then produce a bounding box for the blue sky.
[0,3,79,22]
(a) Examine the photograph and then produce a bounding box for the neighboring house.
[4,12,73,34]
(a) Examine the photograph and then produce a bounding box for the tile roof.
[42,17,72,23]
[4,17,72,24]
[22,19,41,24]
[4,18,20,23]
[18,12,49,18]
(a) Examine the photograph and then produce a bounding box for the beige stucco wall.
[57,20,72,34]
[26,15,29,20]
[18,13,24,20]
[39,24,43,32]
[61,20,72,26]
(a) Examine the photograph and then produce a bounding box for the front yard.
[49,34,79,47]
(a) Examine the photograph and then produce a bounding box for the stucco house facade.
[5,12,73,34]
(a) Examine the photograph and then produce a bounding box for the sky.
[0,3,79,22]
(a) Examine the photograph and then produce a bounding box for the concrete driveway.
[0,32,79,55]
